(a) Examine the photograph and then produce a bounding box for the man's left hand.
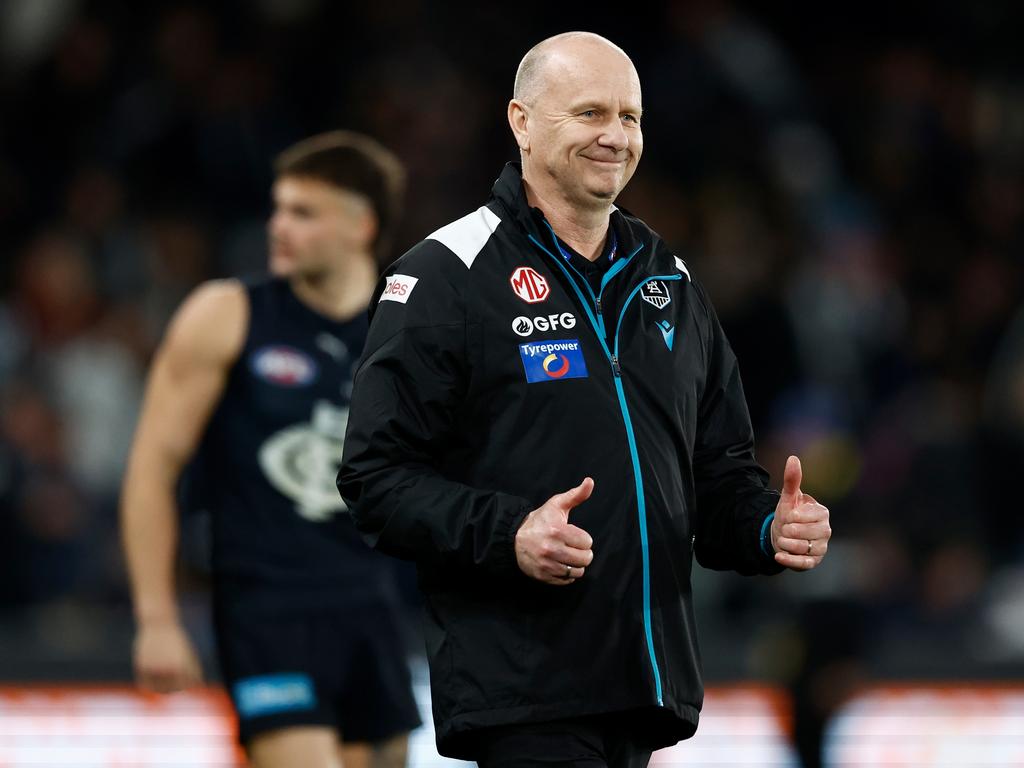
[771,455,831,571]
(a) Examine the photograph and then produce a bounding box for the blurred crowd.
[1,0,1022,749]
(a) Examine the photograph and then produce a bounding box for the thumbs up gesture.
[515,478,595,585]
[771,456,831,571]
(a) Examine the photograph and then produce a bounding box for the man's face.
[520,45,643,208]
[267,176,372,278]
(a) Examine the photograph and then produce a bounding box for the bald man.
[339,32,831,767]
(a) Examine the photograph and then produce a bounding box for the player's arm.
[120,280,248,692]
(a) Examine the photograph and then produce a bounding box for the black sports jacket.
[339,163,783,757]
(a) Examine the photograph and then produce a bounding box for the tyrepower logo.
[379,274,418,304]
[510,267,550,304]
[511,313,576,337]
[518,339,588,383]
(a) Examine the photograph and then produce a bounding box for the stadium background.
[1,0,1023,765]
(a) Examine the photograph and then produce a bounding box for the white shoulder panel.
[674,255,691,280]
[427,206,502,269]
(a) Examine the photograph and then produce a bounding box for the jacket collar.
[488,161,650,260]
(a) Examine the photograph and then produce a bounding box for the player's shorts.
[214,599,422,746]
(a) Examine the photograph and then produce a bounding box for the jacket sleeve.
[690,280,784,576]
[337,242,534,576]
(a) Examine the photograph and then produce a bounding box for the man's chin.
[582,182,622,204]
[582,172,628,201]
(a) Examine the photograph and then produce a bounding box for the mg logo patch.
[641,280,671,309]
[510,266,550,304]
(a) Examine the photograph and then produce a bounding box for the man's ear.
[508,100,530,152]
[343,193,377,248]
[357,207,378,248]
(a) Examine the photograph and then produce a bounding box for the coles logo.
[510,267,550,304]
[379,273,418,304]
[512,313,576,337]
[251,346,318,387]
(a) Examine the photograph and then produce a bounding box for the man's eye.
[581,110,596,118]
[622,114,639,123]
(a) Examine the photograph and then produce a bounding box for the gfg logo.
[511,313,577,337]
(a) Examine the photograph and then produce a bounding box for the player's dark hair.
[274,131,406,261]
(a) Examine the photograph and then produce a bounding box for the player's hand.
[771,456,831,571]
[133,620,204,693]
[515,477,595,585]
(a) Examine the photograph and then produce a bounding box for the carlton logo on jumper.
[251,346,317,387]
[641,280,671,309]
[379,273,418,304]
[512,313,577,337]
[510,266,550,304]
[259,401,349,523]
[519,339,589,383]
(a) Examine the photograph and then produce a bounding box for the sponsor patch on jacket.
[512,313,576,337]
[379,274,418,304]
[656,319,675,350]
[519,339,588,383]
[251,346,318,387]
[233,673,317,719]
[510,266,550,304]
[641,280,671,309]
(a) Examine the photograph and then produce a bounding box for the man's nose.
[268,211,285,239]
[598,116,629,153]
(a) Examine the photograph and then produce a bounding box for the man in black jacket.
[339,31,831,767]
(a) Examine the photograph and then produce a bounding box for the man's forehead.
[274,177,368,208]
[541,69,642,109]
[536,46,640,101]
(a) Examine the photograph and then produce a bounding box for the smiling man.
[339,32,831,767]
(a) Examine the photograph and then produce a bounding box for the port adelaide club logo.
[510,266,550,304]
[641,280,671,309]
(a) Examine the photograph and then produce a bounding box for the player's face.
[267,176,373,278]
[523,46,643,208]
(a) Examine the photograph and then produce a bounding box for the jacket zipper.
[538,221,640,343]
[527,229,683,707]
[611,273,683,707]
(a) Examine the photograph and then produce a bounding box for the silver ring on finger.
[565,564,572,578]
[806,539,813,556]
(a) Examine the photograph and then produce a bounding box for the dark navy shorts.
[214,600,421,746]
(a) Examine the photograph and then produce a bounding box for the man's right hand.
[514,477,595,585]
[133,621,203,693]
